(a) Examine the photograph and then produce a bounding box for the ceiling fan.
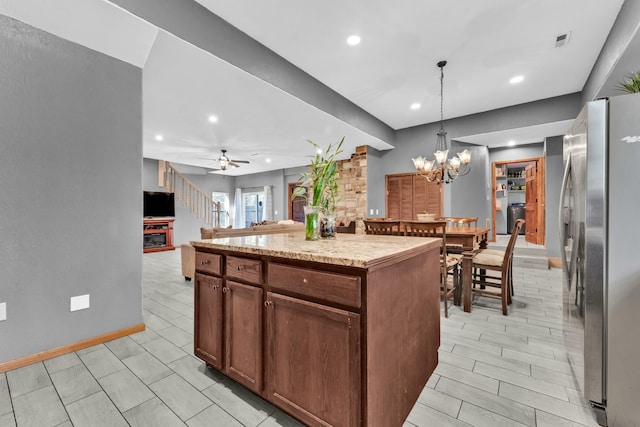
[205,149,250,172]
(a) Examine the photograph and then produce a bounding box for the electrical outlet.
[274,210,278,215]
[70,294,90,312]
[0,302,6,321]
[369,209,374,215]
[376,209,379,215]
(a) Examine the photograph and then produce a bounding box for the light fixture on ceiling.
[347,35,361,46]
[410,102,421,110]
[208,115,218,123]
[155,134,164,141]
[510,75,524,84]
[508,140,516,146]
[412,60,471,185]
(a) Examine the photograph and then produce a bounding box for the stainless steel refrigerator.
[560,93,640,426]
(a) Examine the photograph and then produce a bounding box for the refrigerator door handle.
[559,151,572,288]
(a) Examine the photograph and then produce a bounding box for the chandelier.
[412,60,471,185]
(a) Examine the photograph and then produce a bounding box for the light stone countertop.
[191,231,440,268]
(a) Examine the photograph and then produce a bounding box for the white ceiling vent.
[555,31,572,48]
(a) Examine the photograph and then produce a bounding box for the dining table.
[444,226,490,313]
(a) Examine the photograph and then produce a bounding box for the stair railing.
[160,161,221,227]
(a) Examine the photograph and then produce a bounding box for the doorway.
[491,157,545,245]
[288,182,307,223]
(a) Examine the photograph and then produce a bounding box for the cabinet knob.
[222,287,229,293]
[302,278,308,284]
[201,260,209,265]
[213,285,220,290]
[236,265,244,271]
[264,300,272,307]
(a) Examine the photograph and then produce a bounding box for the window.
[243,191,265,227]
[211,192,230,227]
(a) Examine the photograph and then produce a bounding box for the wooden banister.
[160,161,221,227]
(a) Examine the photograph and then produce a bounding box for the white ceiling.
[0,0,632,173]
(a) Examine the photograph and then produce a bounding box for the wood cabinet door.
[386,173,441,220]
[194,273,223,369]
[224,280,263,393]
[525,163,539,244]
[413,176,442,218]
[386,174,413,220]
[265,292,360,427]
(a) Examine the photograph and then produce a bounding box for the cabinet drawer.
[226,256,263,284]
[195,252,222,276]
[268,263,361,309]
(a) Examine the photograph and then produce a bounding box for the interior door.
[413,176,442,219]
[525,163,540,244]
[288,183,307,222]
[385,175,413,219]
[386,173,441,220]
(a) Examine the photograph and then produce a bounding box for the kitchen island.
[192,232,441,427]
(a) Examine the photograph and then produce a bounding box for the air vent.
[555,31,571,48]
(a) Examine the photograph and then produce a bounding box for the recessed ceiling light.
[508,140,516,146]
[155,134,163,141]
[347,35,361,46]
[265,158,271,163]
[208,115,218,123]
[510,75,524,84]
[410,103,421,110]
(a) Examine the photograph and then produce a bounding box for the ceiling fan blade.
[227,161,242,168]
[230,159,250,164]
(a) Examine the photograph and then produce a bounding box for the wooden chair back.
[502,219,524,264]
[402,220,447,249]
[444,217,478,228]
[363,220,401,235]
[402,220,459,317]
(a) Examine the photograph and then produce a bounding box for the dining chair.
[444,217,478,228]
[443,217,479,254]
[363,219,401,235]
[403,220,460,318]
[470,219,524,315]
[479,218,524,297]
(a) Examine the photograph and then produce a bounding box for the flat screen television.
[143,191,175,217]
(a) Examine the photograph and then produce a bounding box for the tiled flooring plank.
[66,391,128,427]
[6,363,52,398]
[434,377,536,427]
[2,249,600,427]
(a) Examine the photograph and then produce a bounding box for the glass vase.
[303,206,320,241]
[321,212,337,239]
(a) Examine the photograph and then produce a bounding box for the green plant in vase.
[292,137,344,240]
[619,72,640,94]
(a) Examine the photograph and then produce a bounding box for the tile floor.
[0,248,599,426]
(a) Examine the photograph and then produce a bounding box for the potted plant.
[292,137,344,240]
[619,72,640,93]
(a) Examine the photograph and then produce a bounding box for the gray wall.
[489,143,544,163]
[142,158,236,245]
[450,141,491,228]
[544,136,564,258]
[372,94,581,218]
[0,15,143,363]
[583,0,640,103]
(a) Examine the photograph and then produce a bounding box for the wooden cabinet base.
[194,243,440,427]
[143,218,175,253]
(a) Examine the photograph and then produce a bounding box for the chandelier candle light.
[413,60,471,184]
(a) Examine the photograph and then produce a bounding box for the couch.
[180,221,304,280]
